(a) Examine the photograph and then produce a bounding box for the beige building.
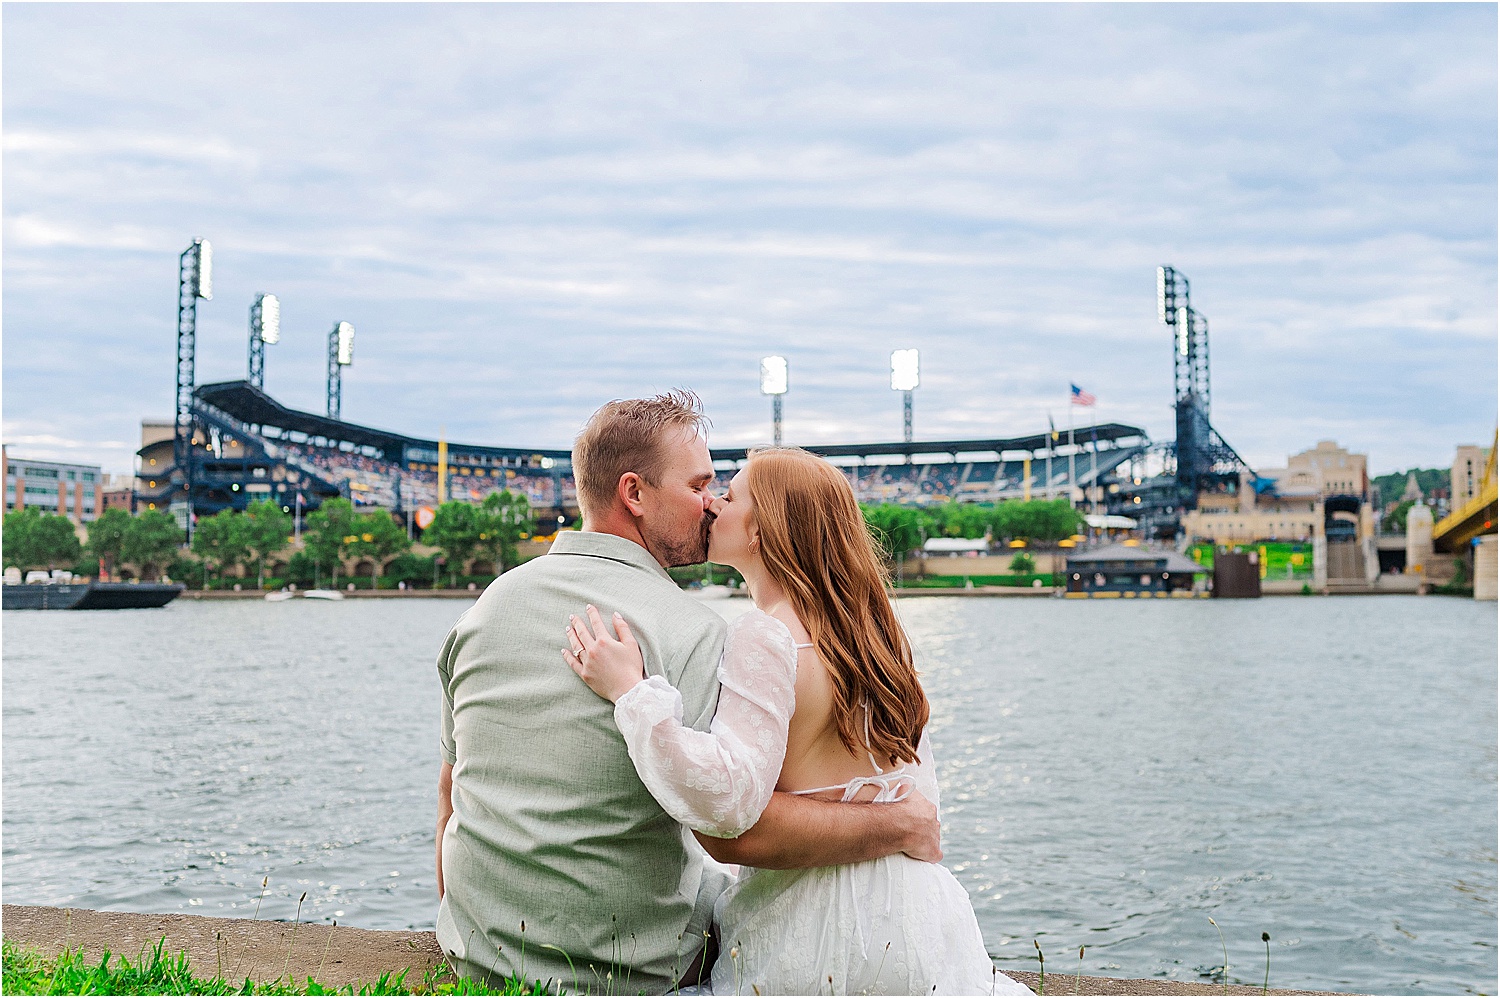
[1451,444,1491,508]
[1181,440,1372,546]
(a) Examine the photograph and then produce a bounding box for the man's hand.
[695,789,942,870]
[895,791,942,863]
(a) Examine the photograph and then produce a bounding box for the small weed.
[1208,916,1228,995]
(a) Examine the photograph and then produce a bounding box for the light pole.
[891,349,919,444]
[248,293,280,391]
[760,356,788,446]
[175,238,212,542]
[327,321,354,419]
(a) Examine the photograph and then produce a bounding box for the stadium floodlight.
[259,294,280,343]
[760,355,788,446]
[890,349,919,391]
[1157,266,1167,323]
[760,356,788,396]
[195,240,213,300]
[327,321,355,420]
[248,293,279,390]
[176,238,214,542]
[891,349,919,443]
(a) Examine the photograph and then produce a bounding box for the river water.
[3,595,1494,994]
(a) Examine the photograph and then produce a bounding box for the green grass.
[1,938,547,996]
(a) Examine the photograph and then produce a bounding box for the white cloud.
[1,3,1494,477]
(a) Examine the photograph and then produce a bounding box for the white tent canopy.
[922,537,990,554]
[1085,514,1138,530]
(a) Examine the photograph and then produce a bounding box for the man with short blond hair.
[436,391,939,993]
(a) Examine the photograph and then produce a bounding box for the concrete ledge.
[180,589,479,600]
[2,904,444,990]
[1,906,1352,995]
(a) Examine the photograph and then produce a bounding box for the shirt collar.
[549,530,673,583]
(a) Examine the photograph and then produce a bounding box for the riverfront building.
[3,446,104,525]
[1180,440,1372,546]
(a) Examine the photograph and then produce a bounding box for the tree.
[243,499,293,589]
[860,503,930,560]
[990,499,1082,544]
[424,501,481,586]
[192,509,252,583]
[351,509,410,582]
[1008,551,1037,574]
[477,489,531,573]
[86,507,133,579]
[302,497,357,587]
[4,508,82,572]
[122,509,183,579]
[1384,499,1418,536]
[3,508,40,570]
[929,501,989,539]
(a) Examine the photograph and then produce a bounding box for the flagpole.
[1046,414,1054,501]
[1090,407,1098,519]
[1068,394,1076,509]
[1090,418,1099,527]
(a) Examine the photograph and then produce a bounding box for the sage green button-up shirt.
[436,530,727,993]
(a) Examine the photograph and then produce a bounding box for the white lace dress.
[612,608,1033,996]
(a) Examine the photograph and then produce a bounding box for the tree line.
[860,498,1085,560]
[2,489,533,589]
[6,492,1077,586]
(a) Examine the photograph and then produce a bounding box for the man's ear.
[617,472,647,517]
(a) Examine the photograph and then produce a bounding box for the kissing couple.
[435,391,1032,996]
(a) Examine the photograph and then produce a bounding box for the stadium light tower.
[248,293,280,391]
[327,321,354,420]
[760,356,788,446]
[891,349,919,443]
[175,238,212,540]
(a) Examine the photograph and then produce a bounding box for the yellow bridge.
[1433,429,1498,551]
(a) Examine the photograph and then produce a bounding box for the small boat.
[264,591,296,602]
[302,589,345,601]
[2,581,184,610]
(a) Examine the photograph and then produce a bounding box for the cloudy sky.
[4,3,1495,478]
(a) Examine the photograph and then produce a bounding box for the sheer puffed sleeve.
[911,727,941,813]
[613,609,798,838]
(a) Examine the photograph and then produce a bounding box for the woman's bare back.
[761,602,899,799]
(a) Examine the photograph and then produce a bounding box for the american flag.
[1070,383,1096,406]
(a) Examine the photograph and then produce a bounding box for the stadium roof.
[709,422,1148,463]
[195,381,572,461]
[196,380,1148,469]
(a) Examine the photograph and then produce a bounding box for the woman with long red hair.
[565,447,1031,995]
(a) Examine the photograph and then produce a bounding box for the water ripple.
[2,595,1495,993]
